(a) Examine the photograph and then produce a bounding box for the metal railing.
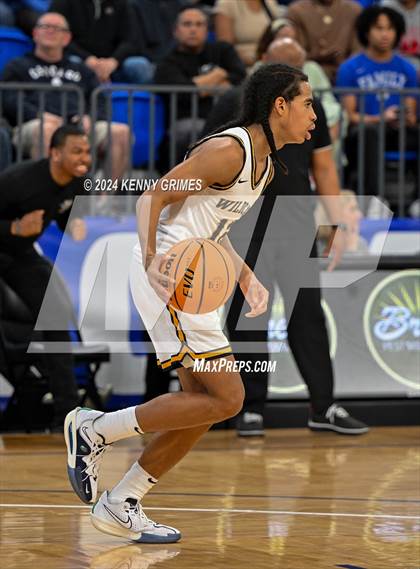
[0,83,418,216]
[328,87,420,216]
[89,83,227,176]
[0,83,85,161]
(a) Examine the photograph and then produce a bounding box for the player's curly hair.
[356,6,405,49]
[211,63,308,174]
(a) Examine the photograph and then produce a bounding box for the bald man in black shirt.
[0,125,91,428]
[203,42,369,436]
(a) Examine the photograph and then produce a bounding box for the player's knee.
[218,388,245,420]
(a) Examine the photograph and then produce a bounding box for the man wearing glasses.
[2,12,130,181]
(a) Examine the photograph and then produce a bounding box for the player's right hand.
[145,253,176,305]
[12,210,45,237]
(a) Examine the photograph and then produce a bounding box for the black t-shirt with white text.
[2,53,106,124]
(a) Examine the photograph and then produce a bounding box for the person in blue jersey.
[64,63,317,544]
[336,5,418,197]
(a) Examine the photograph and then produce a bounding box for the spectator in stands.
[287,0,362,81]
[2,12,130,181]
[256,21,343,146]
[381,0,420,68]
[315,189,369,253]
[0,124,90,429]
[337,5,418,198]
[50,0,153,84]
[154,5,246,162]
[214,0,286,67]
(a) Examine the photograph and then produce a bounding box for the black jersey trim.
[185,132,246,190]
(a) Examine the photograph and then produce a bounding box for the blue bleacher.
[0,26,33,76]
[112,91,165,168]
[385,151,417,162]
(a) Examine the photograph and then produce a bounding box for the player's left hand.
[325,227,346,272]
[240,272,269,318]
[69,218,87,241]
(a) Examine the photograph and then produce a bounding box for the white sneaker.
[89,544,180,569]
[91,491,181,544]
[64,407,111,504]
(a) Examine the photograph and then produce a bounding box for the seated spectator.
[214,0,286,67]
[336,5,418,198]
[381,0,420,68]
[154,5,246,162]
[256,19,343,145]
[50,0,154,84]
[287,0,362,82]
[315,190,369,254]
[2,12,130,181]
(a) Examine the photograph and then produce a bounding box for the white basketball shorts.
[129,244,232,370]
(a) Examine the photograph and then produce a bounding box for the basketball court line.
[0,442,417,457]
[1,488,419,505]
[0,503,419,520]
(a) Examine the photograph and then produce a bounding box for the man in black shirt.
[0,125,91,427]
[203,38,369,436]
[154,5,246,162]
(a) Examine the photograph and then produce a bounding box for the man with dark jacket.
[3,11,130,180]
[154,5,246,162]
[50,0,154,84]
[0,125,90,428]
[203,38,369,436]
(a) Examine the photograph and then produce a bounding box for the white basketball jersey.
[155,127,274,253]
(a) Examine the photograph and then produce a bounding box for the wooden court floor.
[0,426,419,569]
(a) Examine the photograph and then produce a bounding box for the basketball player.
[64,64,317,543]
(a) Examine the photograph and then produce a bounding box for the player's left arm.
[220,235,269,318]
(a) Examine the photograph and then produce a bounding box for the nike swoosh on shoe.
[103,504,133,529]
[81,425,92,443]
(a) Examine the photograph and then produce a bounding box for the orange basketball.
[162,238,236,314]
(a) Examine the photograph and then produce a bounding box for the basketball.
[161,238,236,314]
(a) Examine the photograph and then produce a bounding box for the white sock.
[109,462,157,503]
[94,407,143,444]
